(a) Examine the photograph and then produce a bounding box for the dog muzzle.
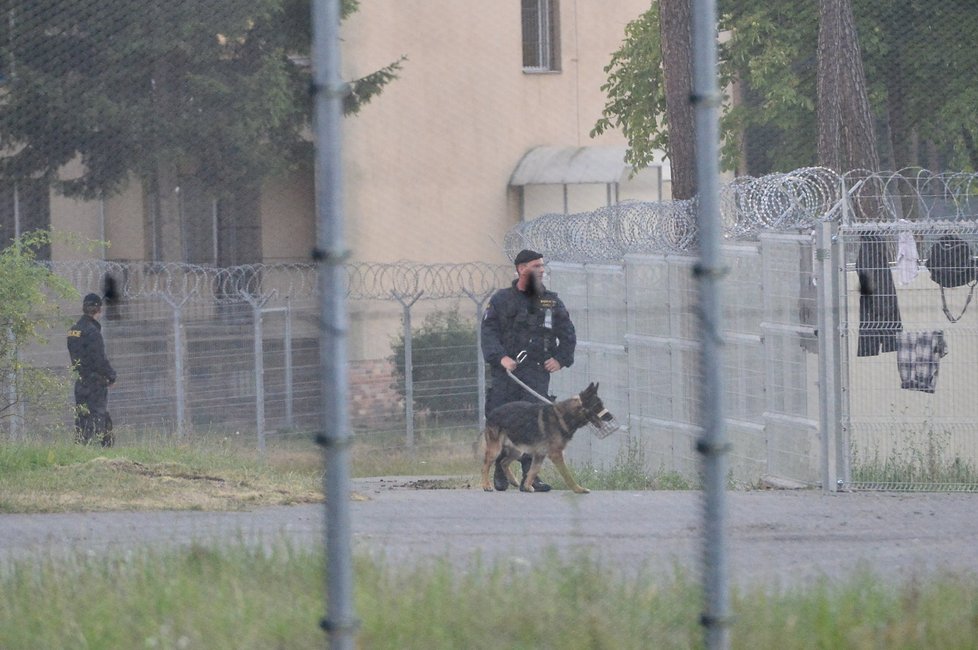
[590,409,621,439]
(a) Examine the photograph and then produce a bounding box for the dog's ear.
[583,382,596,397]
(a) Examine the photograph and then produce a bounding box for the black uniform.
[67,314,117,445]
[481,280,576,415]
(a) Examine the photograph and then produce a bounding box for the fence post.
[241,290,276,454]
[462,289,492,431]
[161,292,195,438]
[284,295,294,430]
[312,0,358,644]
[393,290,423,447]
[691,0,731,644]
[816,221,843,491]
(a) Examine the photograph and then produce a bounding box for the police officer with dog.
[67,293,117,446]
[481,249,576,492]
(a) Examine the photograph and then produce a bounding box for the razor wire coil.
[46,168,978,299]
[505,168,978,262]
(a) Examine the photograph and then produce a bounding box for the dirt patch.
[403,478,473,490]
[351,476,475,493]
[82,457,229,484]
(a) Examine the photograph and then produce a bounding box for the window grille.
[521,0,560,72]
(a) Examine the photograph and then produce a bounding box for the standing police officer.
[481,249,576,491]
[67,293,117,446]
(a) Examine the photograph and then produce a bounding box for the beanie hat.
[82,293,103,308]
[513,249,543,266]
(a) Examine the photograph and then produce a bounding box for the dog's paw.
[482,484,494,492]
[573,486,590,494]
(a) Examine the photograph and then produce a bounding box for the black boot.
[519,455,551,492]
[493,457,509,491]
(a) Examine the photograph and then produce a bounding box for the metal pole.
[172,304,186,438]
[311,0,358,647]
[462,289,492,431]
[393,291,423,447]
[161,293,194,438]
[253,302,266,453]
[691,0,730,646]
[833,227,851,485]
[285,296,294,430]
[816,221,839,492]
[240,292,274,453]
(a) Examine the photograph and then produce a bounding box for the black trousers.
[74,380,113,446]
[485,363,551,416]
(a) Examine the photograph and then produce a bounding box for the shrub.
[0,231,78,438]
[389,307,482,421]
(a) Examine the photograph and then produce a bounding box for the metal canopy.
[509,145,631,186]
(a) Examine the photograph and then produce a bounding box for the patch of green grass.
[0,436,323,513]
[0,422,696,514]
[851,426,978,486]
[2,545,977,649]
[551,437,695,491]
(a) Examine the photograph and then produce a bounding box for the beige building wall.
[42,2,653,270]
[49,159,102,261]
[339,0,652,265]
[261,166,316,262]
[103,181,146,261]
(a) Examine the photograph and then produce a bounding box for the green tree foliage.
[0,231,77,435]
[0,0,403,199]
[594,0,978,176]
[389,308,481,422]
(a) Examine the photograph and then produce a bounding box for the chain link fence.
[2,1,978,647]
[7,168,978,493]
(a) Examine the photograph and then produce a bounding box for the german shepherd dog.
[480,382,613,493]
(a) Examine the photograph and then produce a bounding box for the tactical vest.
[503,293,558,362]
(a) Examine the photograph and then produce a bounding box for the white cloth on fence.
[895,230,920,286]
[896,330,947,393]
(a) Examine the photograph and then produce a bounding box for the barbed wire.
[46,260,514,303]
[505,168,978,262]
[45,168,978,298]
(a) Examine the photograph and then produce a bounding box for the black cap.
[513,249,543,266]
[82,293,103,308]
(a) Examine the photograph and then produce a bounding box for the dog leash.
[505,370,559,405]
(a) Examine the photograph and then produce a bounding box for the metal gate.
[838,221,978,491]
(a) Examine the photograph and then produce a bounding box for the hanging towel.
[896,330,947,393]
[895,230,920,286]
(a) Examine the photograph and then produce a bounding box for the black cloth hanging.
[856,234,903,356]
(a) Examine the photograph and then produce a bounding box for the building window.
[0,180,51,259]
[522,0,560,72]
[168,176,262,266]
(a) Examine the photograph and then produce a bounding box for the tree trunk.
[816,0,880,174]
[961,127,978,172]
[659,0,696,200]
[816,0,843,171]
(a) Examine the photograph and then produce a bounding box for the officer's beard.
[527,272,545,297]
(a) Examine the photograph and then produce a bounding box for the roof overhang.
[509,146,632,186]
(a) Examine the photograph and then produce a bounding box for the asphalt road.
[2,478,976,588]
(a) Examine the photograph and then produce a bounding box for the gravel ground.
[2,478,976,588]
